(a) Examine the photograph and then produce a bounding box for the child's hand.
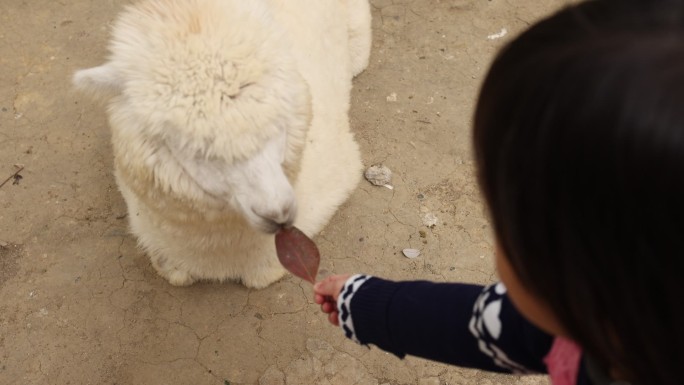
[313,274,351,326]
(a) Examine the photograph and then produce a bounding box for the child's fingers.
[313,274,351,301]
[320,301,336,314]
[314,274,352,327]
[313,276,337,297]
[328,311,339,326]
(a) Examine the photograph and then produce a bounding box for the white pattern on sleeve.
[468,283,534,373]
[337,274,372,344]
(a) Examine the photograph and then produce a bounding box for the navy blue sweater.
[337,276,599,385]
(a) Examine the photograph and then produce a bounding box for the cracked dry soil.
[1,0,567,384]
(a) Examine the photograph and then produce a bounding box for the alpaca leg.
[346,0,372,77]
[240,256,288,289]
[150,254,196,286]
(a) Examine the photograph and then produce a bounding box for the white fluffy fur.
[73,0,370,288]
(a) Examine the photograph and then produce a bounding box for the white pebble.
[421,212,438,227]
[364,164,392,187]
[402,248,421,259]
[487,28,508,40]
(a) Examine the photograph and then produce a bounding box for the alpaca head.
[73,0,310,233]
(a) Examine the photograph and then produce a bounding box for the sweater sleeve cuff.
[337,274,372,343]
[338,276,405,357]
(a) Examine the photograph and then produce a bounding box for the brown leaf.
[275,226,320,284]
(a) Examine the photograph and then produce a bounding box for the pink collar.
[544,336,583,385]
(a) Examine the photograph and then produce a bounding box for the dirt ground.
[1,0,568,384]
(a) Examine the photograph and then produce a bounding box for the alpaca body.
[74,0,370,288]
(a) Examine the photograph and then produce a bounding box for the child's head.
[473,0,684,383]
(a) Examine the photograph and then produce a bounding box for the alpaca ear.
[72,64,123,99]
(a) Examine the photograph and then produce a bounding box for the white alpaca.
[73,0,370,288]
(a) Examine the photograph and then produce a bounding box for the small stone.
[419,230,426,238]
[487,28,508,40]
[402,248,420,259]
[421,212,438,227]
[364,164,392,187]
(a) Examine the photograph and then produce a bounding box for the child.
[314,1,684,384]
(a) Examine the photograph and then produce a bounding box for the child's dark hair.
[473,1,684,384]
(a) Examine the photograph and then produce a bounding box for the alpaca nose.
[252,201,297,230]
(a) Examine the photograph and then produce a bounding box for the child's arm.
[314,275,553,374]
